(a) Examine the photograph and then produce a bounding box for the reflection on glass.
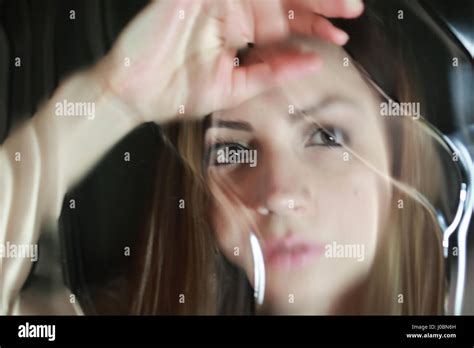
[130,37,461,315]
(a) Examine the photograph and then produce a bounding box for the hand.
[101,0,364,123]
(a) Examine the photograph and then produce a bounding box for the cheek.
[209,185,253,274]
[259,165,388,302]
[314,165,385,264]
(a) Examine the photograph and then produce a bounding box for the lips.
[263,235,324,269]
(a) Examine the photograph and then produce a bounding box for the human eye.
[305,126,345,148]
[205,141,251,167]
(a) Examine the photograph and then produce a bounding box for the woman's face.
[204,38,392,314]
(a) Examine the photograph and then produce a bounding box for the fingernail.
[335,30,349,45]
[348,0,364,15]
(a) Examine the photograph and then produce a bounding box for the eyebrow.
[205,96,360,132]
[205,118,253,131]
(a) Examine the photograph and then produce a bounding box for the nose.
[256,146,311,216]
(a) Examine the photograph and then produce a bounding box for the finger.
[215,0,254,49]
[226,50,322,107]
[289,12,349,45]
[250,0,290,44]
[296,0,364,19]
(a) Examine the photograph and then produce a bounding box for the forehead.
[215,38,378,119]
